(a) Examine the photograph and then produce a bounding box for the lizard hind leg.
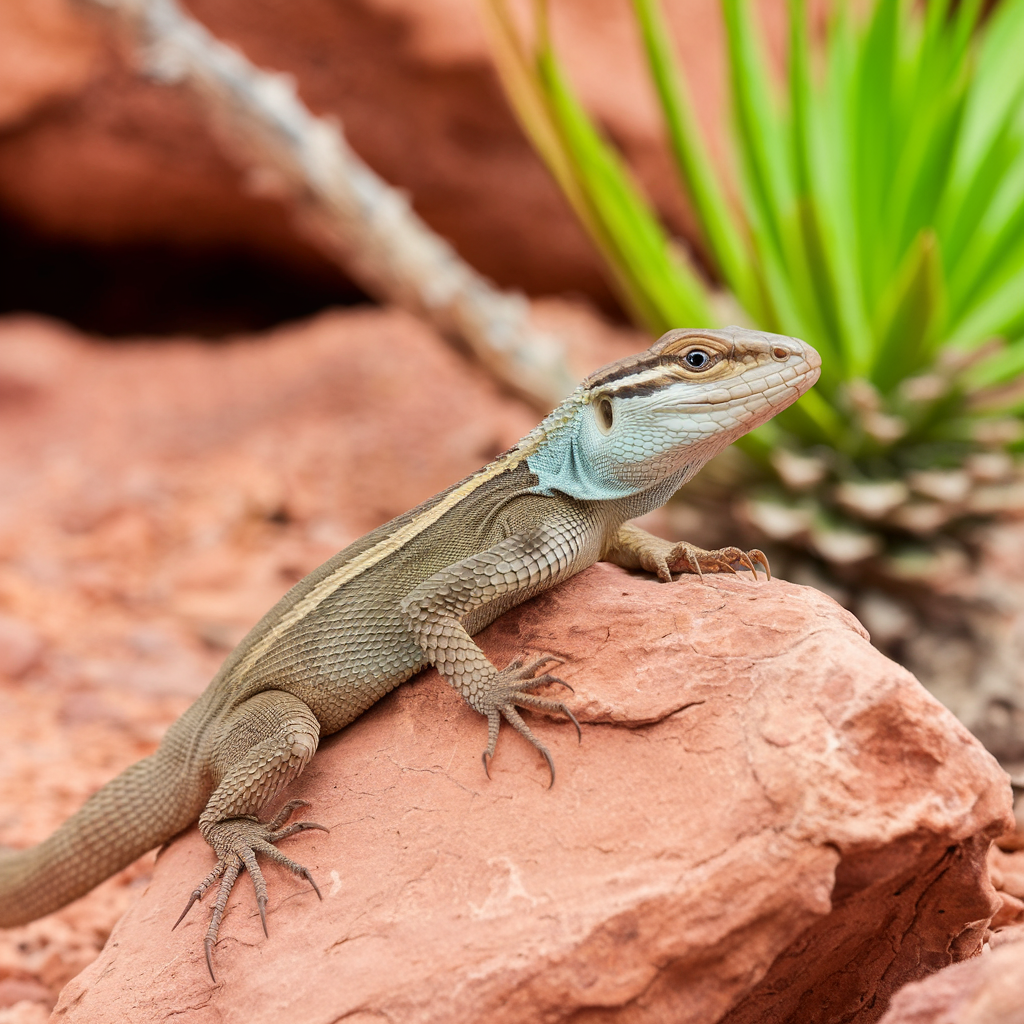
[172,801,325,932]
[177,691,326,981]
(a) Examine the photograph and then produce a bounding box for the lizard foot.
[658,541,770,583]
[479,655,581,788]
[173,799,328,981]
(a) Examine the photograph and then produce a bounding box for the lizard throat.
[523,413,694,502]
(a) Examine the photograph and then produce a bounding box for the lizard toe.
[182,805,326,979]
[667,542,771,580]
[503,654,565,682]
[473,657,581,784]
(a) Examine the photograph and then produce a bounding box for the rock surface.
[878,847,1024,1024]
[0,0,99,131]
[878,938,1024,1024]
[50,564,1011,1024]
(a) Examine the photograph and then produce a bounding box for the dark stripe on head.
[587,353,686,388]
[600,373,680,399]
[585,330,735,389]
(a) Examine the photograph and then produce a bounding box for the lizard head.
[523,326,821,501]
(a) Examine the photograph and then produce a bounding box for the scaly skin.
[0,326,821,978]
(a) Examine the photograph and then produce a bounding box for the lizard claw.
[540,746,556,789]
[749,549,771,580]
[173,862,225,931]
[667,542,771,581]
[178,801,327,980]
[477,655,580,786]
[205,935,218,983]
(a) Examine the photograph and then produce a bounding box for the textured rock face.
[878,940,1024,1024]
[52,564,1010,1024]
[876,847,1024,1024]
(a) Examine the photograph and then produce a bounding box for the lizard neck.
[521,399,700,504]
[521,397,675,502]
[610,467,693,520]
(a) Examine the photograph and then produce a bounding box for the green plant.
[482,0,1024,577]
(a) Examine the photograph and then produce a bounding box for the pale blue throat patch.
[525,411,645,501]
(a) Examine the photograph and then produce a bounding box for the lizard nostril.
[771,346,789,361]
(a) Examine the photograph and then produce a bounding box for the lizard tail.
[0,750,206,926]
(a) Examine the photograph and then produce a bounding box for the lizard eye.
[684,349,710,369]
[595,397,614,434]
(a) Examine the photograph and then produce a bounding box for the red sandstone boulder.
[51,565,1011,1024]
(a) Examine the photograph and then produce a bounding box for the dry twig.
[83,0,575,409]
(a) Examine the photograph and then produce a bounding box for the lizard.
[0,325,820,979]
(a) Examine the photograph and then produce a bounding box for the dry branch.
[83,0,575,409]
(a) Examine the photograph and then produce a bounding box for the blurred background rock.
[0,0,754,334]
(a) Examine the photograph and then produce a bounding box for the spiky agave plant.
[482,0,1024,758]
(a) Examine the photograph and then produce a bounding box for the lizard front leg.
[603,521,770,582]
[400,523,587,786]
[176,689,326,980]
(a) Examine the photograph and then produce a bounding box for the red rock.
[0,615,42,679]
[0,1001,51,1024]
[51,565,1010,1024]
[879,940,1024,1024]
[992,891,1024,929]
[991,844,1024,899]
[0,975,51,1010]
[991,925,1024,950]
[0,0,99,131]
